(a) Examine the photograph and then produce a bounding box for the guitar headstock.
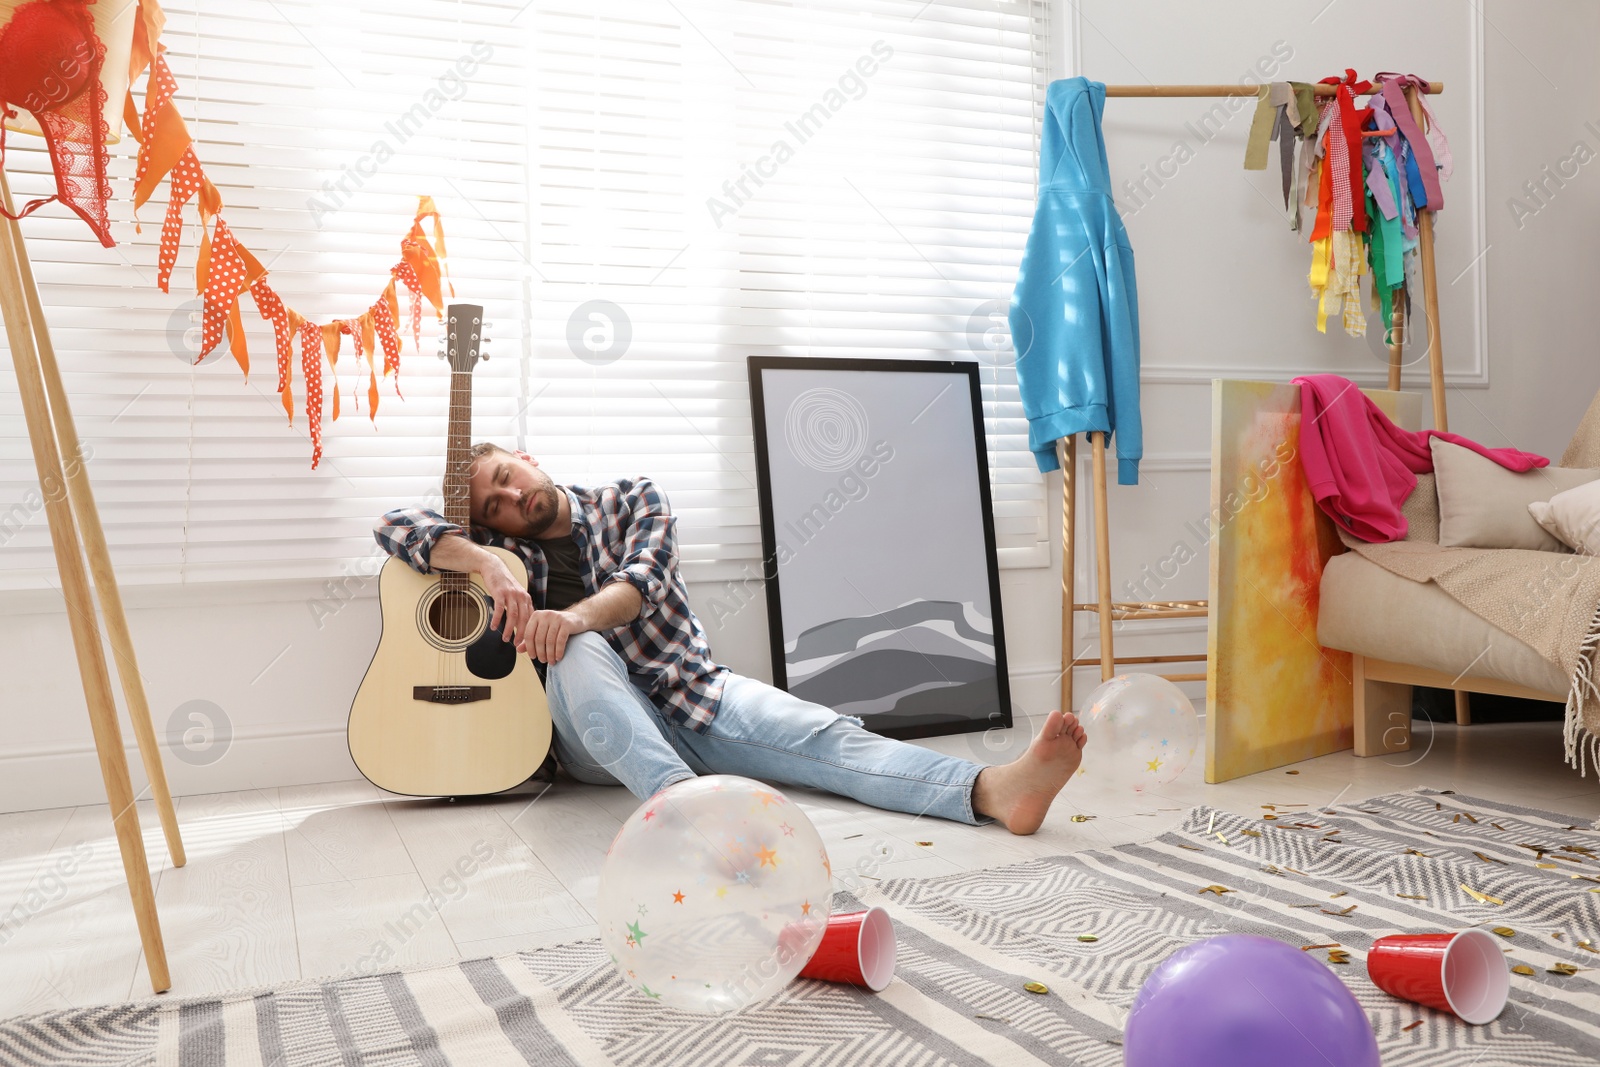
[439,303,488,373]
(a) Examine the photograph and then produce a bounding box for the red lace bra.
[0,0,114,247]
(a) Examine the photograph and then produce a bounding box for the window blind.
[0,0,531,588]
[0,0,1050,590]
[519,0,1050,579]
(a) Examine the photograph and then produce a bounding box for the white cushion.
[1529,478,1600,555]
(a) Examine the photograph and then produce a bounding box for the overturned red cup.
[799,906,896,992]
[1367,929,1509,1024]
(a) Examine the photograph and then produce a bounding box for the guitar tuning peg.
[480,351,490,361]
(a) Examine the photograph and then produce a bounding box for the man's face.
[468,449,561,538]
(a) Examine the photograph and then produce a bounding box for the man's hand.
[481,557,534,650]
[525,609,585,663]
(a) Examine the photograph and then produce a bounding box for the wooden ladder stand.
[1056,79,1448,717]
[0,168,184,994]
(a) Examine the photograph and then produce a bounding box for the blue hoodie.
[1009,78,1142,484]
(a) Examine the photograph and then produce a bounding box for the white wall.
[2,0,1596,813]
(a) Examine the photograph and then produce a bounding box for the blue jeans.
[545,632,990,825]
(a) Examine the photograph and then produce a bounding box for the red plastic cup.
[1367,929,1509,1024]
[799,906,896,992]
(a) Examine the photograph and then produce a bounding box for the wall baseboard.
[0,658,1208,813]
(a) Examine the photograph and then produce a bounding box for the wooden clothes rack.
[0,168,184,994]
[1056,79,1448,716]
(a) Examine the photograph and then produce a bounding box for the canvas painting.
[1205,379,1420,783]
[748,357,1012,740]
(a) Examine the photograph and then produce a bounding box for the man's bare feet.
[971,709,1088,835]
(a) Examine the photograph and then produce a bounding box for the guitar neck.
[443,367,475,529]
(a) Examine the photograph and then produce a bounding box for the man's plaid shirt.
[374,477,729,732]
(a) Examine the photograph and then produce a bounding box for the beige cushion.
[1529,478,1600,555]
[1431,437,1600,552]
[1317,552,1568,695]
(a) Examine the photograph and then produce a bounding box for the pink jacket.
[1293,374,1547,542]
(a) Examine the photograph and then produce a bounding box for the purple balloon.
[1124,935,1380,1067]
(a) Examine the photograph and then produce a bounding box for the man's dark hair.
[469,441,510,466]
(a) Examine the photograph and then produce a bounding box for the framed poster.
[748,356,1012,740]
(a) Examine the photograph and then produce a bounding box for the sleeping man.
[375,443,1087,833]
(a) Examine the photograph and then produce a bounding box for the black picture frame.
[747,356,1012,741]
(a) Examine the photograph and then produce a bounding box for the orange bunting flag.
[391,260,427,354]
[371,287,403,395]
[198,219,251,364]
[298,320,326,469]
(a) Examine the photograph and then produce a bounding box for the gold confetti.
[1491,822,1508,831]
[1538,864,1558,869]
[1405,849,1431,858]
[1577,940,1597,954]
[1241,829,1263,837]
[1474,852,1506,865]
[1070,815,1095,823]
[1512,965,1536,976]
[1289,902,1322,908]
[1453,814,1461,824]
[1176,843,1204,851]
[1263,814,1279,821]
[1286,769,1300,774]
[1549,963,1581,976]
[1552,932,1564,941]
[1462,884,1505,906]
[1435,802,1442,811]
[1329,891,1348,899]
[1198,885,1233,896]
[1491,927,1516,938]
[974,1014,1011,1023]
[916,841,933,847]
[1396,894,1428,900]
[1322,904,1358,916]
[1077,934,1099,943]
[1401,1020,1424,1032]
[1463,812,1479,823]
[1214,833,1229,845]
[1327,950,1352,964]
[1301,943,1341,951]
[1023,981,1050,995]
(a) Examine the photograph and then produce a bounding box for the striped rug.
[3,788,1598,1066]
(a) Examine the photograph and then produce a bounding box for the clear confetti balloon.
[597,775,833,1013]
[1077,673,1200,794]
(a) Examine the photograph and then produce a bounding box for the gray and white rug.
[3,788,1598,1066]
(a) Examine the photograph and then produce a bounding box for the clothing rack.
[1056,79,1447,717]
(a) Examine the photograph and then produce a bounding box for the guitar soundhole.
[427,589,485,642]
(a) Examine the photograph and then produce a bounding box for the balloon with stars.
[1075,673,1200,795]
[597,775,832,1013]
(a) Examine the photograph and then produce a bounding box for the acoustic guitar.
[348,303,552,796]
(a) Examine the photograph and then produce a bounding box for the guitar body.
[348,545,553,796]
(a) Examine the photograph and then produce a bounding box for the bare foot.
[972,710,1088,835]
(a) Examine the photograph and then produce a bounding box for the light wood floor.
[2,716,1596,1019]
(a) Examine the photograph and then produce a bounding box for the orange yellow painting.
[1205,380,1420,783]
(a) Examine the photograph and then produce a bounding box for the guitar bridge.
[413,685,491,704]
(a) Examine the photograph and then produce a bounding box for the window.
[0,0,1049,589]
[525,0,1051,579]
